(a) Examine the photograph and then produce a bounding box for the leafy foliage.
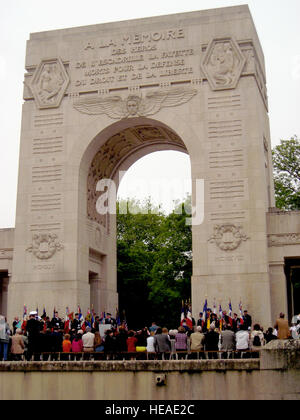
[117,198,192,329]
[272,136,300,210]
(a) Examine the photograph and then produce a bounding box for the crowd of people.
[0,309,299,362]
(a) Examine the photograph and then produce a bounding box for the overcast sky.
[0,0,299,227]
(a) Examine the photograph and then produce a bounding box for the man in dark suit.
[243,310,252,330]
[71,313,82,332]
[231,313,239,332]
[204,325,219,359]
[26,311,42,360]
[105,313,116,328]
[51,311,63,331]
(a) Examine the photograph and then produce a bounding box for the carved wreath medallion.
[208,224,249,251]
[27,233,63,260]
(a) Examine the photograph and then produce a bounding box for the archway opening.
[117,150,192,329]
[85,119,193,328]
[0,271,9,317]
[118,150,191,214]
[285,258,300,321]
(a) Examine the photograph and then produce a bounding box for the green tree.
[272,135,300,210]
[117,198,192,329]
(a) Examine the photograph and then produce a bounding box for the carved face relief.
[126,96,141,116]
[208,224,249,251]
[30,58,70,109]
[27,233,63,260]
[201,38,246,91]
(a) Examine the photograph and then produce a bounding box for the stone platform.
[0,341,299,400]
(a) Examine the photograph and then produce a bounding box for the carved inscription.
[71,28,196,90]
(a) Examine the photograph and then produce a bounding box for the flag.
[21,305,27,331]
[213,299,217,315]
[228,300,233,326]
[78,305,82,321]
[239,301,244,324]
[186,304,193,329]
[86,309,92,327]
[42,307,47,319]
[203,299,210,329]
[180,301,185,324]
[203,299,208,321]
[122,310,128,331]
[219,303,223,319]
[23,305,27,321]
[64,307,71,333]
[91,305,95,326]
[228,300,233,318]
[219,303,223,331]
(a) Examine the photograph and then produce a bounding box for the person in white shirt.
[82,327,95,353]
[146,331,156,360]
[147,332,155,353]
[235,324,250,358]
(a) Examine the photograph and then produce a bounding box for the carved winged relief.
[73,87,198,119]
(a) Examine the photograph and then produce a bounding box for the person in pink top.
[71,333,83,358]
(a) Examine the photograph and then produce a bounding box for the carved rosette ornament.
[30,58,70,109]
[208,224,249,251]
[73,87,198,119]
[201,38,246,91]
[27,233,63,260]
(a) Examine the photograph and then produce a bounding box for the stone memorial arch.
[3,5,300,327]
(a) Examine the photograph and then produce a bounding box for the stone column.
[0,276,10,317]
[269,262,288,325]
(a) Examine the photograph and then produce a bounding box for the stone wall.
[0,341,299,400]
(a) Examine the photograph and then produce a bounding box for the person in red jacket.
[126,331,138,352]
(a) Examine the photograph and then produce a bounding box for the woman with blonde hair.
[94,331,104,352]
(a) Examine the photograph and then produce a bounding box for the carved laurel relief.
[208,224,249,251]
[73,87,197,119]
[201,38,246,91]
[27,233,63,260]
